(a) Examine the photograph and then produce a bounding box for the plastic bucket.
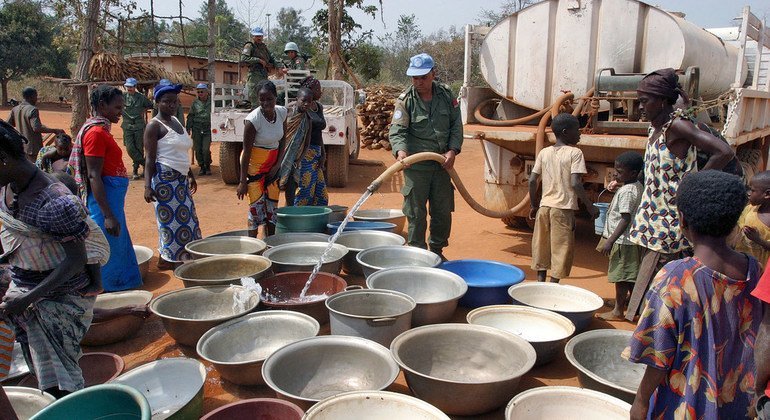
[593,203,610,235]
[276,206,332,233]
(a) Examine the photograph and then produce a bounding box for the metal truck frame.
[460,5,770,227]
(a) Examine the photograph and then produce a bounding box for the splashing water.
[299,190,373,298]
[232,277,262,312]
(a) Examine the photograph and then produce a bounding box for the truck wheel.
[350,128,360,160]
[326,142,349,188]
[219,142,242,185]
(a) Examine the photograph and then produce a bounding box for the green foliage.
[312,0,379,53]
[267,8,315,65]
[168,0,248,59]
[349,42,383,81]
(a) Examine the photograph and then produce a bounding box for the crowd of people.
[1,43,770,419]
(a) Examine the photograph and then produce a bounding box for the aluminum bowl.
[466,305,575,366]
[327,221,397,234]
[185,236,267,259]
[173,254,272,288]
[356,246,442,279]
[111,358,206,420]
[196,311,320,386]
[505,386,631,419]
[565,329,644,404]
[507,282,604,332]
[262,335,400,410]
[263,242,347,274]
[263,232,330,248]
[304,391,450,420]
[207,229,250,238]
[5,387,55,419]
[133,245,153,280]
[366,267,467,326]
[18,352,124,389]
[200,398,304,420]
[258,271,347,324]
[82,290,154,346]
[149,285,260,346]
[353,209,406,234]
[390,324,537,416]
[334,231,406,275]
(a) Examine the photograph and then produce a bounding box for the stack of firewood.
[356,85,404,150]
[88,52,194,87]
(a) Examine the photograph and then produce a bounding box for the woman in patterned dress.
[144,83,202,269]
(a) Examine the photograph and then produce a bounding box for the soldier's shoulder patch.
[391,100,409,126]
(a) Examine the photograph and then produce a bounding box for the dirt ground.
[7,103,635,419]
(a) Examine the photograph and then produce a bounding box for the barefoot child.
[626,170,761,419]
[735,171,770,268]
[529,113,598,283]
[597,152,644,320]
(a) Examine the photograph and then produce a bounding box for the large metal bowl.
[262,335,400,409]
[356,246,442,279]
[565,329,644,404]
[184,236,267,259]
[333,231,405,275]
[207,229,250,238]
[263,242,347,274]
[466,305,575,366]
[82,290,154,346]
[173,254,272,288]
[133,245,153,280]
[111,358,207,420]
[263,232,330,248]
[258,271,347,324]
[304,391,450,420]
[200,398,304,420]
[353,209,406,234]
[149,285,260,346]
[5,387,55,419]
[505,386,631,419]
[508,282,604,332]
[390,324,537,416]
[196,311,320,386]
[366,267,467,326]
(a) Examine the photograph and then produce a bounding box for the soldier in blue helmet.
[186,83,212,175]
[121,77,153,179]
[241,27,279,107]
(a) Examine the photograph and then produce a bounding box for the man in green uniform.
[186,83,212,175]
[241,27,279,107]
[389,53,462,261]
[121,77,153,179]
[283,42,306,70]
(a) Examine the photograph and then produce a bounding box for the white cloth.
[245,106,288,149]
[154,117,192,174]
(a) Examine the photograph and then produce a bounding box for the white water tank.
[480,0,748,110]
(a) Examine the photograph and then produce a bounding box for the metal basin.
[196,311,320,386]
[111,358,206,420]
[390,324,537,416]
[258,271,347,324]
[327,221,397,235]
[134,245,153,280]
[174,255,272,288]
[82,290,154,346]
[366,267,467,326]
[5,387,55,419]
[262,336,400,410]
[149,285,260,346]
[356,246,442,279]
[508,282,604,332]
[334,231,405,275]
[325,205,349,224]
[263,232,330,248]
[565,329,644,404]
[304,391,450,420]
[263,242,347,275]
[326,289,415,347]
[505,386,631,419]
[466,305,575,366]
[207,229,250,238]
[18,352,125,389]
[200,398,304,420]
[185,236,267,259]
[353,209,406,234]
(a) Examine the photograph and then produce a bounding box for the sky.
[139,0,770,38]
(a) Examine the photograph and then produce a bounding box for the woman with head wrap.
[624,68,736,322]
[143,83,202,269]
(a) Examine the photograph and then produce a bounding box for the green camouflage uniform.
[388,81,463,252]
[241,42,277,106]
[186,97,211,170]
[285,56,306,70]
[121,91,153,172]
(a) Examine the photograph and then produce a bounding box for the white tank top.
[153,117,192,175]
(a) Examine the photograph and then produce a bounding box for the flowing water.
[298,190,373,298]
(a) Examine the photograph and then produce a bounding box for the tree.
[478,0,538,26]
[0,1,59,105]
[70,0,101,134]
[349,42,383,81]
[172,0,248,59]
[267,7,315,64]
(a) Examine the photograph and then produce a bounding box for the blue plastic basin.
[439,259,526,308]
[327,221,397,234]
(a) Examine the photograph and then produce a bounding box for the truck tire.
[351,128,360,160]
[326,142,349,188]
[219,142,243,185]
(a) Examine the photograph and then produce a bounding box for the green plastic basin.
[31,383,151,420]
[276,206,332,233]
